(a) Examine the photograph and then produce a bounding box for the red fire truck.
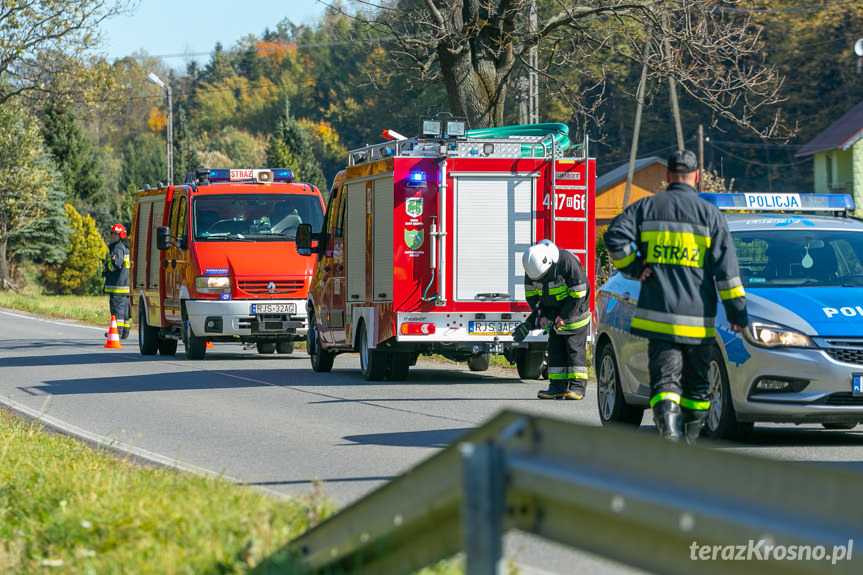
[130,168,324,359]
[295,121,595,380]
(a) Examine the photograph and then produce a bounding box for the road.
[3,307,863,574]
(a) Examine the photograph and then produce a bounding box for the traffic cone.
[206,341,213,348]
[104,315,123,349]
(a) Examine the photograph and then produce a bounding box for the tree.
[0,100,63,287]
[40,102,101,204]
[355,0,787,135]
[41,204,106,295]
[0,0,131,104]
[267,104,326,190]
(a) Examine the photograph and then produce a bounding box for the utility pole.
[698,125,704,193]
[146,72,173,186]
[528,0,539,124]
[623,31,651,209]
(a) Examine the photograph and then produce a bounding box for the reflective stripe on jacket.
[104,240,130,295]
[524,248,590,327]
[603,182,748,344]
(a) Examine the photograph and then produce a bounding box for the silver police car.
[594,193,863,440]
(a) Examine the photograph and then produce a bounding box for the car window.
[733,229,863,287]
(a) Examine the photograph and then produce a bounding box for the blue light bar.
[207,168,295,183]
[699,193,855,213]
[406,171,427,187]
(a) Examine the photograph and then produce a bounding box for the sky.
[99,0,330,68]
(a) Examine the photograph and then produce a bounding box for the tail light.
[401,322,436,335]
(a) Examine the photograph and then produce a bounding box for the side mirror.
[156,226,171,251]
[295,223,313,256]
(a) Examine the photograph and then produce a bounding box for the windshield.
[733,229,863,287]
[193,193,323,241]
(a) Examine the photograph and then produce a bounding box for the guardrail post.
[459,441,506,575]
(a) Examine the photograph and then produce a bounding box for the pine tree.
[266,100,326,190]
[40,102,101,205]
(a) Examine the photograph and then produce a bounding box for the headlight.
[195,276,231,294]
[744,321,814,348]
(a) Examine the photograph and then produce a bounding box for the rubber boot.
[652,400,681,441]
[565,379,586,400]
[681,408,708,445]
[538,380,568,399]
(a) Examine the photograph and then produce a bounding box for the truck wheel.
[308,309,334,372]
[277,341,294,354]
[467,352,491,372]
[138,305,158,356]
[516,348,545,379]
[182,309,207,360]
[388,352,411,381]
[158,338,178,356]
[257,342,277,354]
[358,323,386,381]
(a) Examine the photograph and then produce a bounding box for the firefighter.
[104,224,131,339]
[520,239,591,400]
[603,150,749,443]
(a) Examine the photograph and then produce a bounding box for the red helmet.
[110,224,127,239]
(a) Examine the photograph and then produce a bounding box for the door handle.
[336,264,344,272]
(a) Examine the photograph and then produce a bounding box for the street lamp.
[147,72,173,186]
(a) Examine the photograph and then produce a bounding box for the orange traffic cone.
[206,341,214,348]
[104,315,123,349]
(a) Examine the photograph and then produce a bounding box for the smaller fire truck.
[130,168,324,359]
[296,120,595,380]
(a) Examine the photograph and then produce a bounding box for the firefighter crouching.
[104,224,131,339]
[518,240,591,400]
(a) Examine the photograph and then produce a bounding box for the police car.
[594,193,863,440]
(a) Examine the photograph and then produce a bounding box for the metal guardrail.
[286,410,863,574]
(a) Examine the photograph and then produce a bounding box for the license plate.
[251,303,296,314]
[853,374,863,396]
[468,321,520,335]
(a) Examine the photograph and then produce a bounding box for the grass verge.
[0,289,111,328]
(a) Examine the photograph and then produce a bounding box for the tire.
[822,422,858,430]
[467,352,491,372]
[703,346,753,441]
[388,351,411,381]
[158,338,177,356]
[138,305,158,356]
[516,349,545,379]
[257,342,277,354]
[358,323,387,381]
[182,308,207,360]
[277,341,294,354]
[307,309,334,373]
[596,343,644,426]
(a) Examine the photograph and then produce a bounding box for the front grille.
[824,393,863,406]
[825,349,863,366]
[238,280,305,295]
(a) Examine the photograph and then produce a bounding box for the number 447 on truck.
[295,120,596,380]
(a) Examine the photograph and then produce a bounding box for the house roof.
[795,101,863,158]
[596,156,666,193]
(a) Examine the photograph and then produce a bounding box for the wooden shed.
[595,156,667,235]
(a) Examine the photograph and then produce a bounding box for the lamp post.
[147,72,173,186]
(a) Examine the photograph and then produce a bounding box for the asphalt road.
[3,307,863,574]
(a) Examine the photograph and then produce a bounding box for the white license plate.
[468,321,520,335]
[853,374,863,396]
[251,303,296,314]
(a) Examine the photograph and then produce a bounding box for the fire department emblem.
[404,229,424,250]
[406,196,423,218]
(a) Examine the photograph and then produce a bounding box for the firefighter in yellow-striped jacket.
[104,224,131,339]
[521,240,591,400]
[604,150,748,443]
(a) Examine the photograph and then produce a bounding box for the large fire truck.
[130,168,324,359]
[295,121,595,380]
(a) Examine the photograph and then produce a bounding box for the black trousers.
[647,339,712,409]
[546,325,589,393]
[109,293,130,338]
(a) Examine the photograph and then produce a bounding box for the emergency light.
[406,171,427,187]
[700,193,855,214]
[208,168,295,183]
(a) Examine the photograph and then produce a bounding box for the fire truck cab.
[296,121,595,380]
[130,168,324,359]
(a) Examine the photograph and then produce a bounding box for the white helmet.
[523,240,559,280]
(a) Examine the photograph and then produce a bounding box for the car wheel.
[388,351,411,381]
[276,341,294,354]
[158,338,177,356]
[516,348,545,379]
[138,304,158,356]
[257,342,277,354]
[307,309,334,373]
[358,323,387,381]
[822,422,858,430]
[596,343,643,426]
[467,352,491,372]
[704,346,753,441]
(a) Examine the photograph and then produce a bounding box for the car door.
[164,192,188,323]
[317,185,347,345]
